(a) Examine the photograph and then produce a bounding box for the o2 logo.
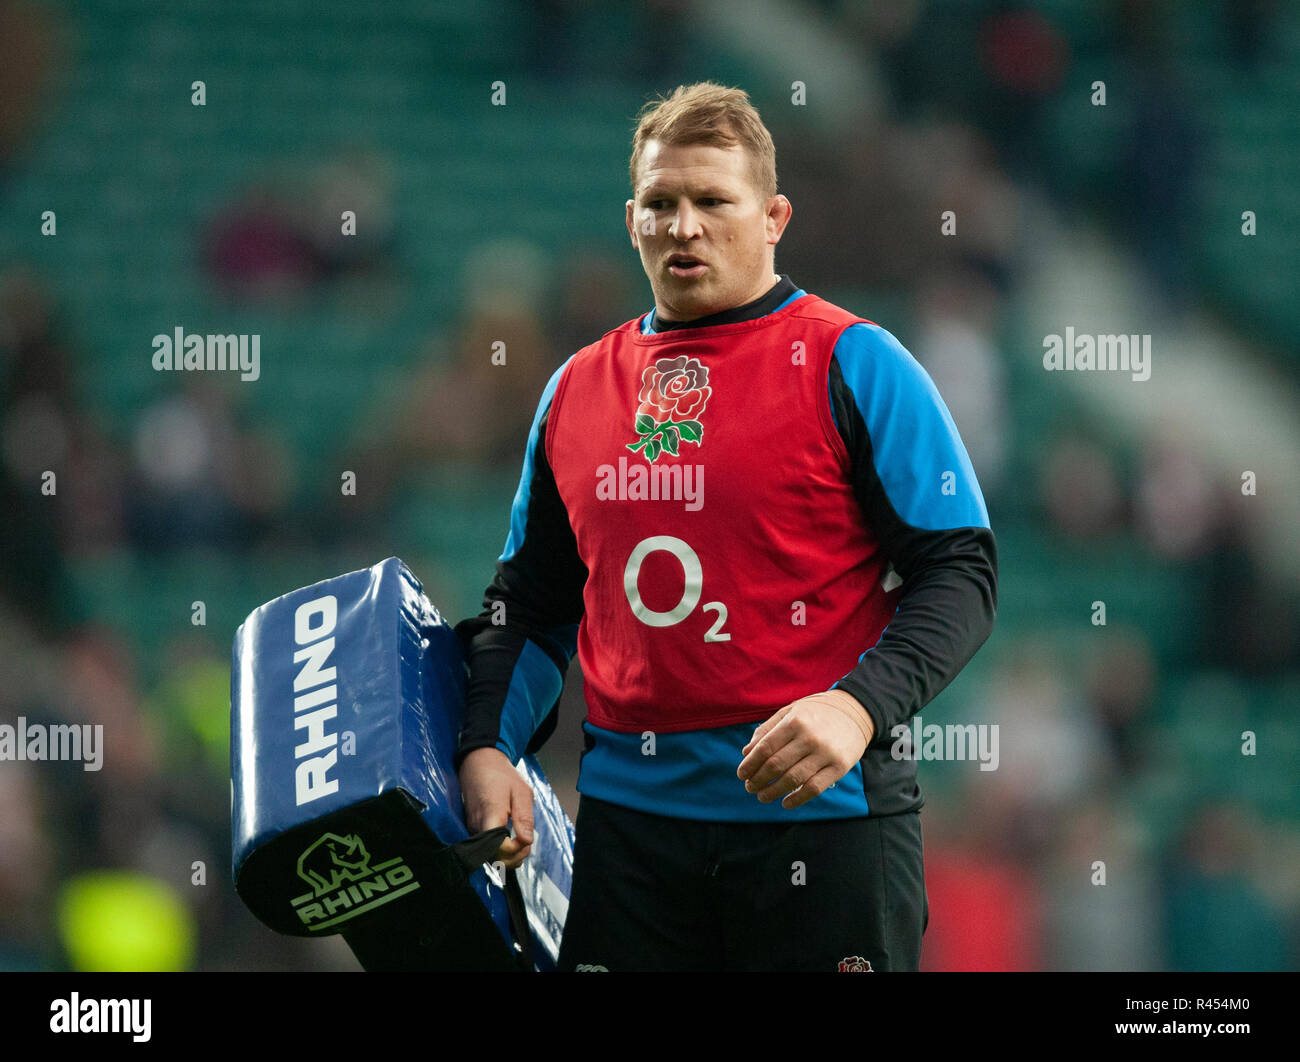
[623,535,730,642]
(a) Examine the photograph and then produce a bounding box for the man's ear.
[626,199,638,249]
[767,194,792,245]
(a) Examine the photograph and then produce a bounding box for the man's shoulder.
[776,296,915,378]
[823,314,917,372]
[782,291,874,328]
[566,315,646,365]
[536,317,645,421]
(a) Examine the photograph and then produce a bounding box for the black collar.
[650,275,799,331]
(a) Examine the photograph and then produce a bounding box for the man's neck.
[652,274,795,332]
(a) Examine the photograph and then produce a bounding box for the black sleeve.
[827,356,998,745]
[452,399,588,770]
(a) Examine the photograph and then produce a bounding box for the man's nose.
[669,203,702,240]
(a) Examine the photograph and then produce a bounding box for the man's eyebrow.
[638,186,730,201]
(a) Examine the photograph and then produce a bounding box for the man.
[453,82,997,971]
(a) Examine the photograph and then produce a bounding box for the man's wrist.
[821,688,877,746]
[454,740,512,772]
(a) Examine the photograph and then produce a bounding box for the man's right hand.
[458,747,535,869]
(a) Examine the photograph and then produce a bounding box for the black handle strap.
[450,827,535,971]
[502,867,535,971]
[450,826,510,873]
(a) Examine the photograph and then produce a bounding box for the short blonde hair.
[629,82,777,200]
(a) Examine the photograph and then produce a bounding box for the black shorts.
[555,795,928,972]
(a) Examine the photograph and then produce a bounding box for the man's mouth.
[667,254,708,278]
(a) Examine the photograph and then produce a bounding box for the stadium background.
[0,0,1297,971]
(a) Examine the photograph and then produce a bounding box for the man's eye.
[645,198,722,209]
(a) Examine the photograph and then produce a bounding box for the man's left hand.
[737,690,876,810]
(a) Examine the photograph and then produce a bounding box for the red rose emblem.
[627,355,711,463]
[636,355,711,424]
[837,956,873,972]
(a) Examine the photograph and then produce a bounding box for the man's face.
[626,140,792,322]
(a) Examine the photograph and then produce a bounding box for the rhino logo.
[297,832,372,896]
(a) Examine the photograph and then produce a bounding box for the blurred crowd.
[0,0,1296,971]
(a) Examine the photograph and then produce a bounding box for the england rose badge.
[627,355,711,463]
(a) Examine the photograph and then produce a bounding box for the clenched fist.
[736,690,876,810]
[458,747,535,869]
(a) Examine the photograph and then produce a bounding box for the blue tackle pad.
[230,557,573,971]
